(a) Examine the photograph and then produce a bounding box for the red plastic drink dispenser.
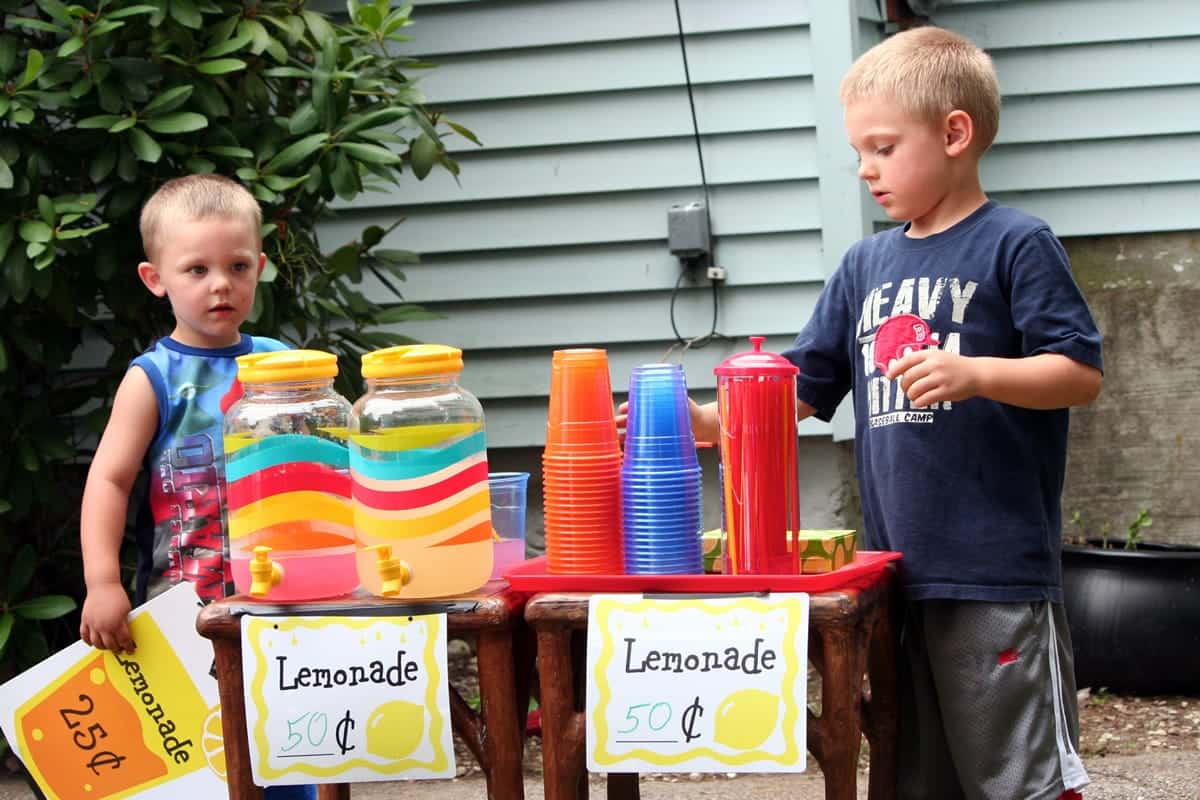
[714,336,800,575]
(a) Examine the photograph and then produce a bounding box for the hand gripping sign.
[0,584,227,800]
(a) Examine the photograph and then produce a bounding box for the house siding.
[934,0,1200,236]
[323,0,874,446]
[322,0,1199,448]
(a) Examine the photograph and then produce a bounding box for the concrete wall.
[1063,231,1200,546]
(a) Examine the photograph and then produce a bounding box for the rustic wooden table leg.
[477,627,526,800]
[864,581,898,800]
[538,625,586,800]
[816,622,865,800]
[514,619,537,736]
[212,637,264,800]
[606,772,639,799]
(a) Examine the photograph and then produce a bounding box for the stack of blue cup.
[621,364,703,574]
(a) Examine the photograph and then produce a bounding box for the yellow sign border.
[245,615,450,779]
[590,595,805,768]
[13,613,209,800]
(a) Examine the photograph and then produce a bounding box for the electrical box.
[667,202,710,259]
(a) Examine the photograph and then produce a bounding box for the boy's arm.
[885,350,1102,410]
[80,367,159,653]
[888,225,1103,411]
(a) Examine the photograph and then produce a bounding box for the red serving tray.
[503,550,900,594]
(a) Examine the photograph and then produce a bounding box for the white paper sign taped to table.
[241,613,454,785]
[586,593,808,773]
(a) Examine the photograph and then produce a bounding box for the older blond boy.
[686,26,1102,800]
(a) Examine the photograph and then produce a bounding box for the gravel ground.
[1,750,1198,799]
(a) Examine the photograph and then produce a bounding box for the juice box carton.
[701,529,857,574]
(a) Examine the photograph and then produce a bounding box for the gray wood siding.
[934,0,1200,237]
[321,0,1198,447]
[327,0,858,446]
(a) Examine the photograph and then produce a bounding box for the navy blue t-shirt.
[784,201,1103,602]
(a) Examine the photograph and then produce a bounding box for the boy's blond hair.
[840,26,1001,154]
[139,173,262,262]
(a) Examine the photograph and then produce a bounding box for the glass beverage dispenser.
[350,344,493,598]
[223,350,359,600]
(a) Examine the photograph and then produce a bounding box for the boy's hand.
[616,398,719,445]
[886,350,979,408]
[689,399,719,445]
[80,582,135,653]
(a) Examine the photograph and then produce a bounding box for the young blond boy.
[688,27,1102,800]
[80,174,286,651]
[78,175,317,799]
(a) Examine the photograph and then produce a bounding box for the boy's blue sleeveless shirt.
[130,334,288,603]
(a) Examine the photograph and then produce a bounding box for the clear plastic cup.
[488,472,529,580]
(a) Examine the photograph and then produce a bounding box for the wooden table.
[196,583,533,800]
[524,569,898,800]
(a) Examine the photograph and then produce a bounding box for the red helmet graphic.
[872,313,941,372]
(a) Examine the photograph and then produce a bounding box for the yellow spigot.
[368,544,412,597]
[248,546,283,597]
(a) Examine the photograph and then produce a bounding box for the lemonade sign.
[241,613,454,785]
[586,593,809,773]
[0,584,227,799]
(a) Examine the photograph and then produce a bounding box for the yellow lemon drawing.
[712,689,779,751]
[201,706,226,778]
[365,700,425,761]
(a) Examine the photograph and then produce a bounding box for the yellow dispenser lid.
[236,350,338,383]
[361,344,464,379]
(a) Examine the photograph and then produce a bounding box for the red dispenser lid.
[714,336,798,377]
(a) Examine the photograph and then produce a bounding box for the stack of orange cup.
[542,349,624,574]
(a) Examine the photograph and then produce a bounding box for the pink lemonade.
[231,543,359,601]
[491,538,527,580]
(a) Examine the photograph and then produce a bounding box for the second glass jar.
[349,344,494,598]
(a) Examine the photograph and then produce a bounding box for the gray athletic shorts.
[897,599,1089,800]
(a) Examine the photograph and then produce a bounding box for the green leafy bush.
[0,544,77,670]
[0,0,472,659]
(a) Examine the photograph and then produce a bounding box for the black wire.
[669,0,724,350]
[673,0,713,238]
[669,265,691,345]
[669,259,727,350]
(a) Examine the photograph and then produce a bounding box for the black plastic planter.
[1062,541,1200,695]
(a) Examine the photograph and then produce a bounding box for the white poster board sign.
[0,583,227,799]
[240,613,454,785]
[586,593,809,774]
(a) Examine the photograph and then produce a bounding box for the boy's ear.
[256,252,266,279]
[944,109,974,157]
[137,262,167,297]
